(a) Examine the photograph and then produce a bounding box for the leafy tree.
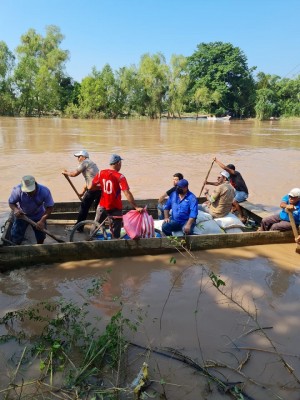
[193,86,221,117]
[117,65,146,116]
[59,77,80,112]
[276,76,300,117]
[77,64,122,118]
[13,25,69,116]
[255,88,276,120]
[187,41,256,117]
[137,53,169,118]
[0,41,16,115]
[167,54,190,118]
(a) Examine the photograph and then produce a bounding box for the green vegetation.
[1,25,300,120]
[0,275,142,399]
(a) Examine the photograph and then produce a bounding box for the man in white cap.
[202,170,235,218]
[259,188,300,231]
[207,157,249,222]
[62,150,101,229]
[8,175,54,244]
[89,154,143,238]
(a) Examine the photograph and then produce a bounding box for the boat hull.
[0,200,294,271]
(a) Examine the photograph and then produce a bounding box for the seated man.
[202,170,235,218]
[207,157,249,222]
[157,172,183,220]
[259,188,300,231]
[162,179,198,236]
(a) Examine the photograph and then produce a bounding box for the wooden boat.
[206,115,231,121]
[0,199,293,271]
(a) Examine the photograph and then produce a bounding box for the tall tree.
[187,42,256,117]
[0,41,16,115]
[167,54,189,118]
[13,25,69,116]
[137,53,169,118]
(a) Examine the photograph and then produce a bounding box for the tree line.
[0,25,299,120]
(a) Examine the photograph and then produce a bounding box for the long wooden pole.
[287,210,300,254]
[199,160,215,198]
[20,215,65,243]
[63,174,82,201]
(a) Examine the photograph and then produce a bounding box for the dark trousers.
[77,190,101,224]
[261,214,295,231]
[11,217,46,244]
[95,206,123,238]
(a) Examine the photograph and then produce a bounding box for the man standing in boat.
[206,157,249,222]
[8,175,54,244]
[62,150,101,230]
[162,179,198,236]
[89,154,143,238]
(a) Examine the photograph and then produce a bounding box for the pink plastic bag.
[123,208,155,239]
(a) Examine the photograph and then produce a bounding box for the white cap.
[21,175,36,192]
[220,170,230,180]
[74,150,89,158]
[288,188,300,197]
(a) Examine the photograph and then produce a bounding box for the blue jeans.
[157,203,164,220]
[11,217,46,245]
[162,220,195,236]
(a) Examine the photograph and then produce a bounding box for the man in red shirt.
[89,154,142,238]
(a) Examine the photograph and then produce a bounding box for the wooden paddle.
[199,160,215,198]
[287,210,300,254]
[20,215,65,243]
[63,173,82,201]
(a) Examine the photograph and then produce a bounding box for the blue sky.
[1,0,299,82]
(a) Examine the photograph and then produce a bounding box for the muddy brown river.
[0,117,300,399]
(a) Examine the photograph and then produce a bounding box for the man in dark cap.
[89,154,142,238]
[162,179,198,236]
[206,157,249,222]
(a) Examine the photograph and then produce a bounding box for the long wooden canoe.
[0,199,293,271]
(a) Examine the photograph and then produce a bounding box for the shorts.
[234,191,248,203]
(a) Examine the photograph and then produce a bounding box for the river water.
[0,117,300,399]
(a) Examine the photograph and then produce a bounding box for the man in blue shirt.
[8,175,54,244]
[162,179,198,236]
[259,188,300,231]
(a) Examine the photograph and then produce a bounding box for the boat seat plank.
[241,201,276,220]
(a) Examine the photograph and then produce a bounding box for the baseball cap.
[220,170,230,179]
[110,154,123,164]
[21,175,36,192]
[288,188,300,197]
[177,179,189,188]
[74,150,89,158]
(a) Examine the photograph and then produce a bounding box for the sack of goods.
[123,208,155,239]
